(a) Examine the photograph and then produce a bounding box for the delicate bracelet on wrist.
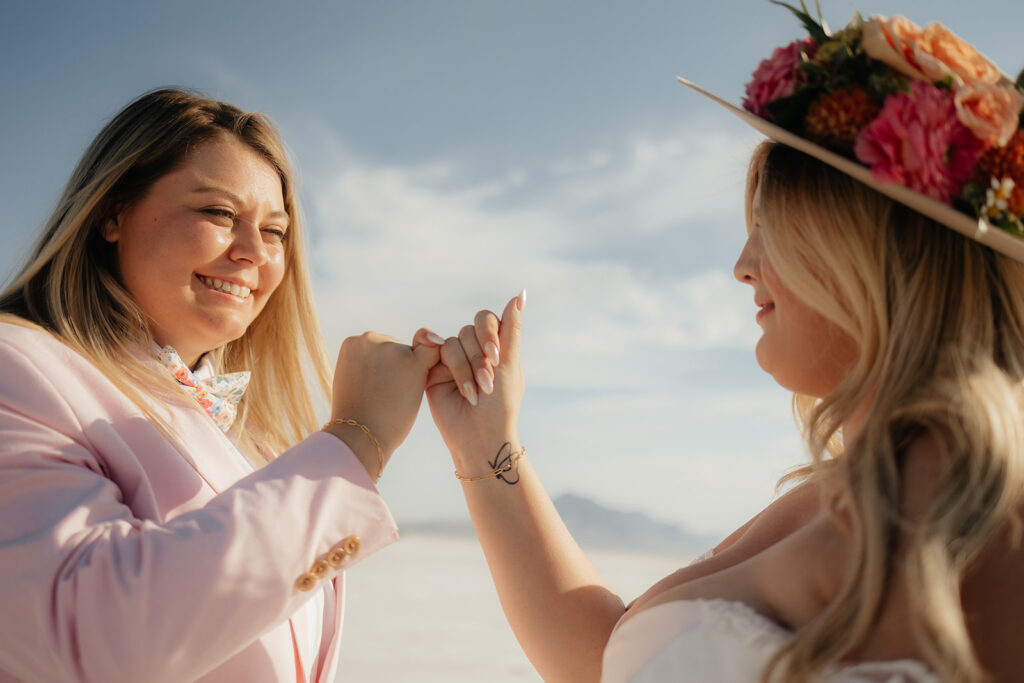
[455,444,525,484]
[323,418,384,481]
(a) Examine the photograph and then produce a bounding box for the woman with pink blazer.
[0,89,445,682]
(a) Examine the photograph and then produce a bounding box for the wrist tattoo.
[455,442,524,483]
[489,442,521,485]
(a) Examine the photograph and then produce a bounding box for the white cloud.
[548,124,759,238]
[306,122,788,536]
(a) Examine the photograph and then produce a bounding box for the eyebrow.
[190,186,290,226]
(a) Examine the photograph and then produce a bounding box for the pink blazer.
[0,322,399,682]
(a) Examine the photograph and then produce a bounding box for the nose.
[733,232,761,285]
[228,219,269,266]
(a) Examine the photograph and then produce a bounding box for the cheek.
[774,303,857,395]
[760,274,858,395]
[261,250,288,297]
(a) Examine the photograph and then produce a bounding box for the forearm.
[0,432,397,683]
[459,450,625,683]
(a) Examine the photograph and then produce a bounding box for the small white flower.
[985,176,1015,217]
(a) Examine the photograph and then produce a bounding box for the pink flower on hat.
[854,82,983,202]
[743,38,818,118]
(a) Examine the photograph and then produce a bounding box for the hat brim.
[677,77,1024,263]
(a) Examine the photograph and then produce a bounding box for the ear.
[101,204,125,243]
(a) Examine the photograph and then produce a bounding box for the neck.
[842,396,873,445]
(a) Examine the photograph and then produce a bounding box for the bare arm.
[426,294,624,682]
[459,452,625,682]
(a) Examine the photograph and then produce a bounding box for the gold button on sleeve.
[295,572,318,592]
[311,559,330,579]
[340,535,361,555]
[326,547,347,567]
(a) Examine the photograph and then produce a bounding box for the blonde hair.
[0,88,331,463]
[748,141,1024,682]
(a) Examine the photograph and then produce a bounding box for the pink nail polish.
[426,331,446,345]
[462,381,478,406]
[476,367,494,395]
[484,341,500,366]
[516,289,527,311]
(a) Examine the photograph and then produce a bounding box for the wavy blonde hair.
[0,88,331,463]
[748,142,1024,682]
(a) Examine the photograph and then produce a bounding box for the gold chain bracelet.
[323,418,384,481]
[455,447,525,483]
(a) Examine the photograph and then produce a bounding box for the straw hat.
[678,2,1024,261]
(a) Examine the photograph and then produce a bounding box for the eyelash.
[205,208,235,220]
[204,208,288,243]
[261,227,288,243]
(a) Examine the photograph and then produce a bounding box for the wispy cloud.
[306,121,796,535]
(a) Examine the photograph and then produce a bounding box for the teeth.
[199,276,250,298]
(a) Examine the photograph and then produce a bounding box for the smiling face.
[734,184,858,398]
[104,134,289,366]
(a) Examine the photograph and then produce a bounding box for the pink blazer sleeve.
[0,325,399,682]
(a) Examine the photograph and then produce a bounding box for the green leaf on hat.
[769,0,830,44]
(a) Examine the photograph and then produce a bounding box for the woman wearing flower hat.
[0,89,446,682]
[426,6,1024,682]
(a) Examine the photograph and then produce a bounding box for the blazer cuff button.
[340,535,361,555]
[326,547,347,567]
[295,572,318,592]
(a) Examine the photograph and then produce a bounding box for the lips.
[197,274,252,299]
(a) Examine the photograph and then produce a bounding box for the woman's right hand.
[324,329,442,478]
[426,292,526,475]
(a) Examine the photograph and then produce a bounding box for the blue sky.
[2,0,1020,537]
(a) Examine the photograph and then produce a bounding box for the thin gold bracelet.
[323,418,384,481]
[455,447,525,483]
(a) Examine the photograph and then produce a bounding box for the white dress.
[601,598,940,682]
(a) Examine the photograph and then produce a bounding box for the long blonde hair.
[0,88,331,462]
[749,142,1024,682]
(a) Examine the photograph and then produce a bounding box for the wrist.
[451,435,522,475]
[455,443,526,484]
[322,418,386,481]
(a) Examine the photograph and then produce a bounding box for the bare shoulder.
[623,479,824,620]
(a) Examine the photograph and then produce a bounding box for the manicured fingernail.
[516,289,527,311]
[476,367,494,395]
[484,341,500,366]
[462,381,478,406]
[426,331,446,345]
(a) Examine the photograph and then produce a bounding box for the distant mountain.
[552,493,714,555]
[401,492,715,556]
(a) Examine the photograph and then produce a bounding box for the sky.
[2,0,1021,539]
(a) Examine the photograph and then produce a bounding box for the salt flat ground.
[335,533,692,682]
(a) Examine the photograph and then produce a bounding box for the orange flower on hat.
[804,86,879,153]
[976,130,1024,215]
[862,16,1001,86]
[954,82,1024,147]
[919,22,1002,84]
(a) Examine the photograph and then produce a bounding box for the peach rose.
[954,82,1024,147]
[861,16,930,81]
[862,15,1001,85]
[921,23,1001,85]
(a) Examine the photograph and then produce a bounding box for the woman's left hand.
[426,293,525,474]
